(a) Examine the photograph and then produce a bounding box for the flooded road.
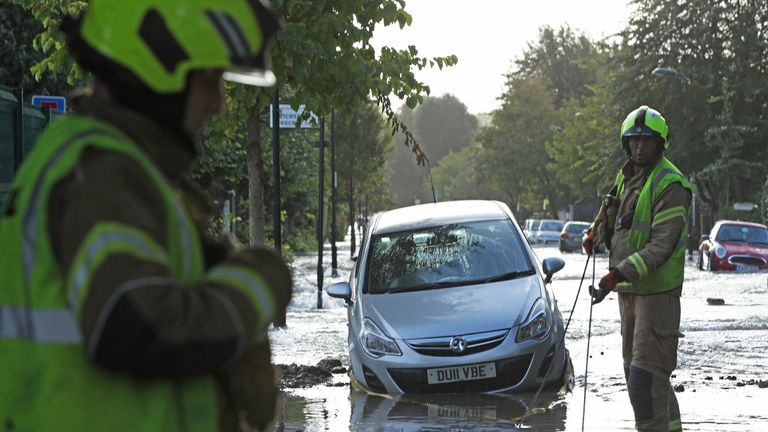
[268,240,768,431]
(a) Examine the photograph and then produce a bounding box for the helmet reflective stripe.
[67,223,169,314]
[207,265,276,330]
[206,11,252,60]
[0,306,81,343]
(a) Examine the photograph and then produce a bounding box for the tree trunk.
[246,102,267,247]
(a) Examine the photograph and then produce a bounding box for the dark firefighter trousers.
[619,289,683,432]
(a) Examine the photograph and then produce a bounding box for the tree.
[414,94,478,164]
[615,0,768,231]
[0,3,72,94]
[14,0,457,246]
[431,144,489,201]
[386,106,431,206]
[335,101,392,217]
[512,25,600,107]
[477,76,561,217]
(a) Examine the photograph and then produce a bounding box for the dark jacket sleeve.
[614,182,692,281]
[49,148,291,377]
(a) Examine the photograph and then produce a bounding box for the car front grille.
[387,354,533,393]
[405,329,509,357]
[728,255,767,266]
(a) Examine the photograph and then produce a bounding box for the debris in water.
[278,358,346,388]
[674,384,685,392]
[706,298,725,305]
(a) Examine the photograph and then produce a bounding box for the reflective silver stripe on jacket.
[0,306,81,343]
[650,167,681,194]
[22,129,121,288]
[208,266,275,328]
[169,198,194,282]
[68,227,168,311]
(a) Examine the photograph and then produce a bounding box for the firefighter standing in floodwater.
[0,1,291,430]
[584,106,691,432]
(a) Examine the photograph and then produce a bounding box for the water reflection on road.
[269,242,768,431]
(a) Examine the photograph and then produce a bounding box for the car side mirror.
[326,281,352,305]
[542,257,565,284]
[700,234,710,241]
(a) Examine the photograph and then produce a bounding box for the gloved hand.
[582,228,595,256]
[216,340,281,431]
[589,270,622,305]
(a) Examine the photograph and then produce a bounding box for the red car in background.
[698,220,768,272]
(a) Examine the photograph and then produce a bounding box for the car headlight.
[516,300,550,343]
[714,245,727,259]
[360,318,402,358]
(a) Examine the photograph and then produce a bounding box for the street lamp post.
[651,66,696,259]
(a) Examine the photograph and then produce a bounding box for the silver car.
[326,200,570,394]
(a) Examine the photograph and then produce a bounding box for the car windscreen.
[365,219,534,294]
[540,221,564,231]
[566,223,590,234]
[715,224,768,244]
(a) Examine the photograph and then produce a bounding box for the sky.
[371,0,635,115]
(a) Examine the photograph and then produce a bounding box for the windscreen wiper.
[386,280,471,293]
[483,269,536,283]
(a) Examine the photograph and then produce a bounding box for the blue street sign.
[31,95,67,113]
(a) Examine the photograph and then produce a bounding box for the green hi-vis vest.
[0,116,216,431]
[615,157,691,295]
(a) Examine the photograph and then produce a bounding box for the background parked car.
[698,220,768,271]
[531,219,565,245]
[559,221,591,253]
[326,200,571,395]
[523,219,542,244]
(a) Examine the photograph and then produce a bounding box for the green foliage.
[512,26,600,106]
[387,95,478,206]
[431,145,489,201]
[11,0,86,86]
[0,2,74,94]
[477,75,562,215]
[414,94,478,164]
[334,101,392,213]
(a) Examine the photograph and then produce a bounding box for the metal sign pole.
[271,88,287,327]
[317,117,325,309]
[330,111,338,276]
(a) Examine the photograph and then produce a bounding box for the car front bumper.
[349,329,566,395]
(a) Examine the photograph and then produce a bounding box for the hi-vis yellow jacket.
[0,97,291,431]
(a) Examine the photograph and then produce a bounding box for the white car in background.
[326,200,571,394]
[531,219,565,245]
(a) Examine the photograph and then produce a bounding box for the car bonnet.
[360,275,542,340]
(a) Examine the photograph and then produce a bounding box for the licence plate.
[426,362,496,384]
[735,264,758,272]
[427,403,497,420]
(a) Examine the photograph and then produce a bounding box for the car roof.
[564,221,590,226]
[372,200,511,235]
[715,220,767,229]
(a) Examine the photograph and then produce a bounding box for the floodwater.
[268,238,768,431]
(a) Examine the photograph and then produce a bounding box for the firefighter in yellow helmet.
[0,1,291,430]
[584,106,691,432]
